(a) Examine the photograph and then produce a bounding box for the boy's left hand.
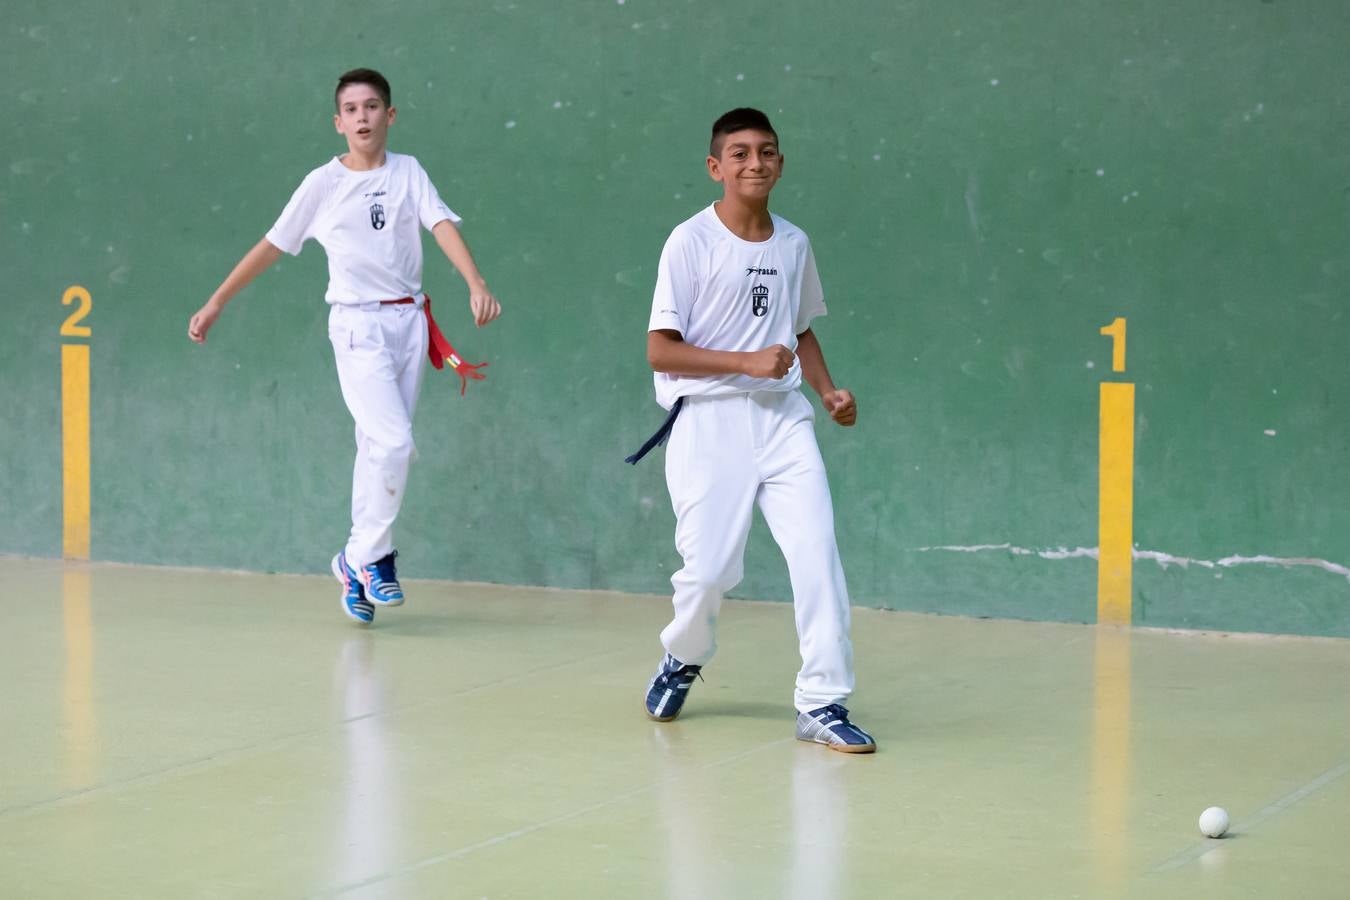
[469,284,501,327]
[823,389,857,426]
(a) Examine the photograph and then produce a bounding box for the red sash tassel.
[422,296,488,396]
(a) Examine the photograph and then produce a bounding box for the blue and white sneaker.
[332,552,374,624]
[357,551,404,606]
[645,653,702,722]
[795,704,877,754]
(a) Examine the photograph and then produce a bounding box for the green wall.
[4,1,1348,636]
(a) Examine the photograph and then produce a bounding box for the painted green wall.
[3,1,1347,635]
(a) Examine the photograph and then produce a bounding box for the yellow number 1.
[1100,317,1126,373]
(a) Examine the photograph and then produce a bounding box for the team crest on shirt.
[370,202,386,230]
[751,284,769,317]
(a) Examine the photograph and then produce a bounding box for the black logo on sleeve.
[370,202,386,230]
[751,284,769,317]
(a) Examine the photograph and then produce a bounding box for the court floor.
[3,556,1347,899]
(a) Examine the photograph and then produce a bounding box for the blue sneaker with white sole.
[795,704,877,754]
[332,552,374,624]
[358,551,404,606]
[645,653,702,722]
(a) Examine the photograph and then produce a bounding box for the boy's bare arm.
[647,329,795,379]
[431,220,501,327]
[188,238,284,344]
[796,328,857,427]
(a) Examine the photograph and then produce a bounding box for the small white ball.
[1198,806,1230,838]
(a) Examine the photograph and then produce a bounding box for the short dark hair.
[335,68,392,110]
[710,108,778,157]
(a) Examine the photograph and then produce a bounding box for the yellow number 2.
[61,286,92,338]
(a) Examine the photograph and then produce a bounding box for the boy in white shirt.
[188,68,500,625]
[630,108,875,753]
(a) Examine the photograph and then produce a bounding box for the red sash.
[381,296,488,395]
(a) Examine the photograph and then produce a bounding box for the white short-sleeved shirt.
[647,205,826,410]
[266,152,460,305]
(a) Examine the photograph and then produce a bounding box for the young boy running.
[188,68,500,625]
[629,108,875,753]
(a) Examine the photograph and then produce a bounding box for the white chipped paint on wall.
[964,171,983,243]
[1136,550,1350,582]
[914,544,1350,583]
[916,543,1098,560]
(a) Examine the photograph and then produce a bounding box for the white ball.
[1198,806,1230,838]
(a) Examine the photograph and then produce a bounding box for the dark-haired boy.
[188,68,501,624]
[633,108,875,753]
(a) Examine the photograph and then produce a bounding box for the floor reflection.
[334,632,398,890]
[61,568,97,790]
[789,746,848,900]
[650,723,848,900]
[1091,625,1132,894]
[650,724,718,900]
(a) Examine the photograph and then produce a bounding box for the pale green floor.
[2,558,1348,899]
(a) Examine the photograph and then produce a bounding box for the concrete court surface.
[3,557,1348,899]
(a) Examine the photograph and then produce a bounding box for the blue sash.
[624,397,685,465]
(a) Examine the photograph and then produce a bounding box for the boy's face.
[334,83,396,153]
[707,129,783,202]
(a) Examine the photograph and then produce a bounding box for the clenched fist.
[822,389,857,426]
[743,344,795,379]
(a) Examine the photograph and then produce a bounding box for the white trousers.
[661,390,855,713]
[328,302,429,568]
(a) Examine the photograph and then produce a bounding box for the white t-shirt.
[647,205,826,410]
[266,152,460,305]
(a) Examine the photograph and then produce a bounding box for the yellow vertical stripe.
[1097,382,1134,624]
[62,343,91,559]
